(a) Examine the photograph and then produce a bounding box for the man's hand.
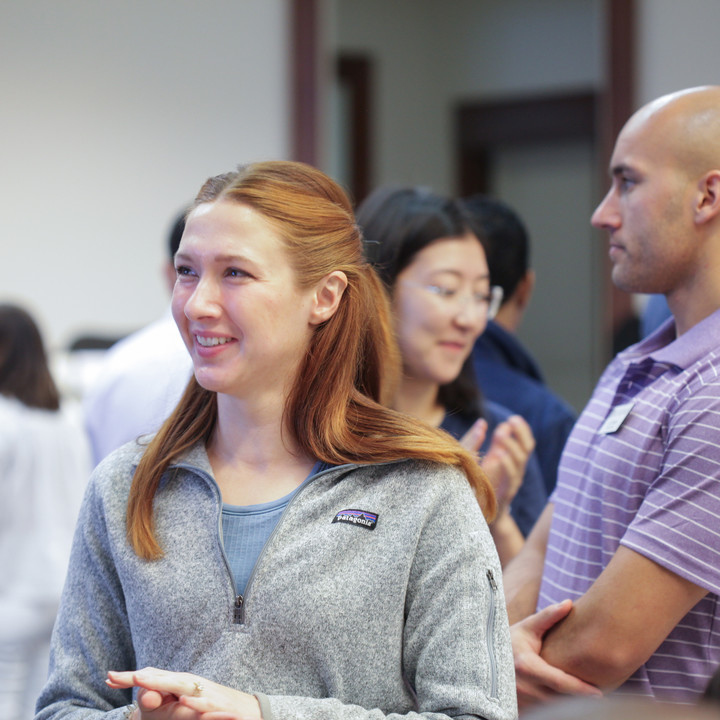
[512,600,603,710]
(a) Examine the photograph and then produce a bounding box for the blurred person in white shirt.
[0,303,92,720]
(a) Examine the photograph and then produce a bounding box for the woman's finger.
[505,415,536,454]
[107,667,208,699]
[458,417,488,455]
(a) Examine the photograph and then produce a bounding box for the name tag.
[599,401,634,434]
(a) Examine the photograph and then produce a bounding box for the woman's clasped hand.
[107,668,260,720]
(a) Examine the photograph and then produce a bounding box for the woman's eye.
[226,267,250,279]
[427,285,456,298]
[175,265,193,277]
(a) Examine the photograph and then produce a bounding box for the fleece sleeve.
[34,469,138,720]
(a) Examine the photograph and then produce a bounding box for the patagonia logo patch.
[332,508,378,530]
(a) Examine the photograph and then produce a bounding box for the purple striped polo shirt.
[539,308,720,702]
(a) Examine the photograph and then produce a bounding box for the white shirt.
[0,395,92,720]
[83,311,193,465]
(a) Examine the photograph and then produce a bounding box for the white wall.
[636,0,720,105]
[328,0,448,191]
[1,1,289,351]
[440,0,602,96]
[330,0,602,195]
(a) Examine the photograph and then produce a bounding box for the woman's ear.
[309,271,349,325]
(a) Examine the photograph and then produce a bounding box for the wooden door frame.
[291,0,319,165]
[337,53,373,203]
[455,91,598,197]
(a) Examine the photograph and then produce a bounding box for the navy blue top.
[472,321,577,495]
[441,400,547,537]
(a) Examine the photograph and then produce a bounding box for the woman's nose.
[452,294,486,333]
[183,278,221,319]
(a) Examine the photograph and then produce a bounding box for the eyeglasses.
[402,282,504,320]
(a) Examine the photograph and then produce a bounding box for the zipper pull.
[233,595,244,624]
[486,569,498,591]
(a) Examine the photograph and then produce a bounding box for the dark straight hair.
[0,304,60,411]
[356,185,485,418]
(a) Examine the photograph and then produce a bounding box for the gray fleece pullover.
[35,441,517,720]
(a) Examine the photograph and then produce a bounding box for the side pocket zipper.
[485,568,499,699]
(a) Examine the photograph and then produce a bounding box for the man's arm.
[503,502,553,624]
[504,503,602,708]
[512,600,604,709]
[540,545,708,690]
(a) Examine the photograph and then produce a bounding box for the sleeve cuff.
[254,692,272,720]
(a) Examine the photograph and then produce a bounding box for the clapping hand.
[460,414,535,514]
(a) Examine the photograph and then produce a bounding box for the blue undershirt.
[221,460,327,595]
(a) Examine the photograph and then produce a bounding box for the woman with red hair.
[35,162,516,720]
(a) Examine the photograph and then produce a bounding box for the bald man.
[504,86,720,706]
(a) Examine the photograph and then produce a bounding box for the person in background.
[461,194,577,495]
[506,85,720,706]
[357,185,546,564]
[640,293,672,339]
[0,304,91,720]
[35,161,517,720]
[83,210,193,465]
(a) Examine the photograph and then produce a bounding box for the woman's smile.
[195,334,235,348]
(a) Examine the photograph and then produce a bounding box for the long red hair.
[127,161,495,558]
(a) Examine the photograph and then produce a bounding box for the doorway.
[456,92,606,411]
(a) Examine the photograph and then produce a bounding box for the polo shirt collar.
[641,306,720,370]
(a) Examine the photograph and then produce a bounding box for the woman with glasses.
[357,186,547,564]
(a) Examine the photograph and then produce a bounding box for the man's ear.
[695,170,720,225]
[309,271,349,325]
[514,269,535,311]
